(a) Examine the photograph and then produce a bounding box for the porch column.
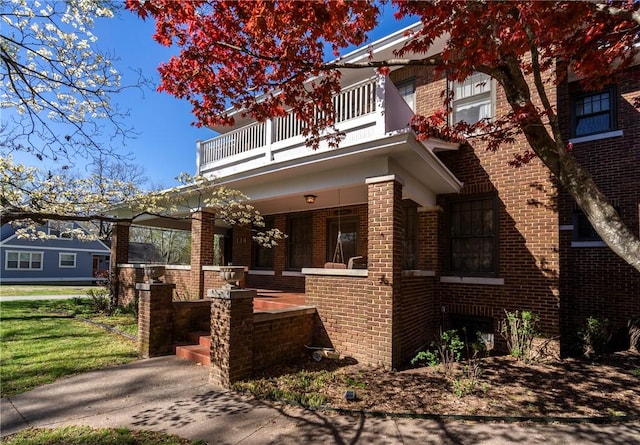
[208,288,256,388]
[190,210,216,299]
[136,282,176,358]
[366,175,404,368]
[110,222,130,306]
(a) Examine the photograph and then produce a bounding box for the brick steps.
[174,331,211,366]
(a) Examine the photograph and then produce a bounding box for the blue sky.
[13,4,415,189]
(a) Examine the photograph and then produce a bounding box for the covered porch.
[111,130,462,370]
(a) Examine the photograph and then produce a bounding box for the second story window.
[452,72,493,126]
[571,86,616,137]
[48,221,74,239]
[396,78,416,112]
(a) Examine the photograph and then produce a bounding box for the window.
[252,216,274,269]
[326,217,359,264]
[450,195,498,276]
[396,78,416,112]
[402,201,418,270]
[452,72,493,126]
[48,221,74,239]
[6,251,43,270]
[287,214,312,270]
[571,86,616,137]
[59,253,76,268]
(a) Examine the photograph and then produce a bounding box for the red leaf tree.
[127,0,640,272]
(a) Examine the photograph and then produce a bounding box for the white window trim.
[450,74,496,128]
[571,241,608,248]
[5,250,44,271]
[59,253,77,268]
[568,130,623,145]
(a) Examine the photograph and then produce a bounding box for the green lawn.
[0,285,100,297]
[0,299,138,397]
[2,426,206,445]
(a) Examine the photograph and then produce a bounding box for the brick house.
[113,24,639,370]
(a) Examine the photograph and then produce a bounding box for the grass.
[0,285,100,297]
[233,369,337,407]
[0,299,137,397]
[2,426,207,445]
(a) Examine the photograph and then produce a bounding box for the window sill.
[571,241,607,248]
[440,276,504,286]
[569,130,623,144]
[248,269,275,276]
[402,270,436,277]
[301,268,368,277]
[282,271,305,277]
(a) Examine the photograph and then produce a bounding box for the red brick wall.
[117,266,143,306]
[172,300,211,343]
[397,277,437,361]
[393,63,561,339]
[305,275,380,365]
[557,65,640,351]
[163,268,191,299]
[253,311,314,370]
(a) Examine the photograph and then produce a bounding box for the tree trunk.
[495,64,640,273]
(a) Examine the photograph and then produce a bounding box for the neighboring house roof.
[0,222,110,253]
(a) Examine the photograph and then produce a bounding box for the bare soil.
[255,351,640,418]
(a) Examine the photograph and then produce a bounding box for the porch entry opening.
[326,217,359,264]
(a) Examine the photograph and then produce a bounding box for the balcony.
[196,75,415,179]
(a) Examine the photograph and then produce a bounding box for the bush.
[86,288,111,314]
[579,316,611,358]
[412,329,464,375]
[500,310,539,362]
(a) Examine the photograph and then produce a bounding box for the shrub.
[411,329,464,375]
[500,310,539,362]
[579,316,611,358]
[86,288,111,314]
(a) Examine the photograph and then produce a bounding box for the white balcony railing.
[197,75,413,178]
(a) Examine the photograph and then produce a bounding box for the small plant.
[452,378,477,398]
[579,316,611,358]
[628,317,640,353]
[412,328,464,375]
[86,288,111,314]
[500,310,539,362]
[411,349,440,367]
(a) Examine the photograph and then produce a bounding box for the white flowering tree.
[0,1,284,256]
[0,0,135,162]
[1,156,285,246]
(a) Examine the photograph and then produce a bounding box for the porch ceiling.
[217,130,462,216]
[122,131,461,230]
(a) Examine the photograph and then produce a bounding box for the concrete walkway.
[2,356,639,444]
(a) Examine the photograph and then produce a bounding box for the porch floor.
[254,289,308,311]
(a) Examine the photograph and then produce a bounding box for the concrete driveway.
[2,356,639,444]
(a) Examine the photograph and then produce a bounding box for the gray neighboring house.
[0,221,111,284]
